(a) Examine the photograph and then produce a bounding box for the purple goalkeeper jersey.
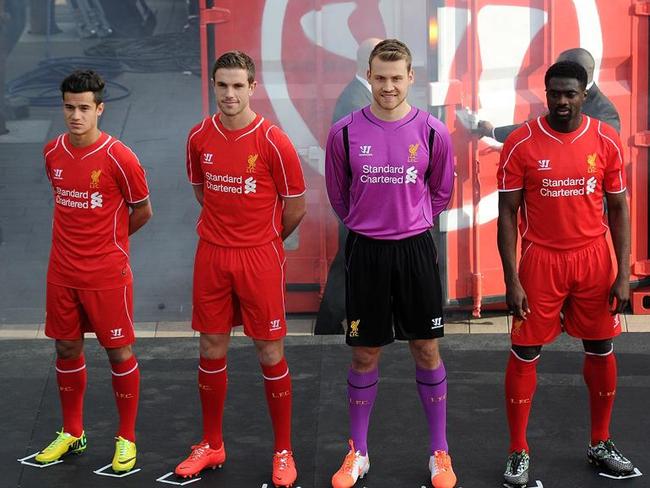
[325,106,455,239]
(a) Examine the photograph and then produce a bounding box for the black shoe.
[504,450,529,487]
[587,439,634,475]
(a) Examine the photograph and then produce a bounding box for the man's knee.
[582,338,613,355]
[254,339,284,366]
[200,333,230,360]
[55,339,84,359]
[106,344,133,364]
[409,339,441,369]
[351,347,381,372]
[511,344,542,361]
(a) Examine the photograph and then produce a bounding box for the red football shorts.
[512,236,622,345]
[45,283,135,348]
[192,238,287,340]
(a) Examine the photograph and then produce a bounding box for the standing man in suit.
[315,38,381,335]
[477,48,621,142]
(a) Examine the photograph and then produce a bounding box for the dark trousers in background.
[314,222,348,334]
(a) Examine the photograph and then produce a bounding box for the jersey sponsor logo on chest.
[539,176,598,198]
[360,164,418,185]
[205,171,256,195]
[52,168,64,180]
[53,169,104,209]
[202,152,214,164]
[537,159,551,171]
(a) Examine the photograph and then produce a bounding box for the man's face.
[367,58,413,112]
[213,68,256,117]
[63,91,103,136]
[546,77,586,125]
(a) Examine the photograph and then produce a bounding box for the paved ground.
[3,334,648,488]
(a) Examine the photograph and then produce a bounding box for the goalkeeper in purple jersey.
[325,39,456,488]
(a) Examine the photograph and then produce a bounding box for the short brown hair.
[211,50,256,84]
[368,39,412,72]
[60,70,105,104]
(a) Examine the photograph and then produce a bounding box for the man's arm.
[192,185,204,207]
[477,121,521,143]
[281,195,306,240]
[497,190,530,319]
[428,123,455,216]
[324,122,351,221]
[129,198,152,235]
[606,191,630,313]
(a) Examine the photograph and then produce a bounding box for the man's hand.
[609,274,629,314]
[506,278,530,320]
[477,120,495,139]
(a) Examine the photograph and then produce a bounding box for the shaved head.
[557,48,595,84]
[357,38,382,75]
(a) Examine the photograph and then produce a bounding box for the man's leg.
[582,339,633,474]
[199,333,230,449]
[503,344,541,487]
[254,338,297,487]
[348,346,381,456]
[331,346,379,488]
[409,339,447,454]
[55,339,86,438]
[174,333,229,478]
[505,345,541,454]
[410,339,457,488]
[106,345,140,443]
[254,338,292,452]
[36,285,88,464]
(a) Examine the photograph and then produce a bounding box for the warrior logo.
[359,145,372,157]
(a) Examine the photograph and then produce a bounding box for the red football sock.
[198,356,227,449]
[505,351,539,453]
[262,357,292,452]
[56,355,87,438]
[111,355,140,442]
[583,351,617,445]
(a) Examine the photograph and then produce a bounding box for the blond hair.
[368,39,412,72]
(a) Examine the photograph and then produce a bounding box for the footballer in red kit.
[175,51,305,488]
[497,61,634,486]
[36,70,152,473]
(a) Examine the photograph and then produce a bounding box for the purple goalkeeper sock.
[348,367,378,456]
[416,362,449,453]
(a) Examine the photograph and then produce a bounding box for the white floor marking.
[598,467,643,480]
[17,452,63,468]
[156,471,202,485]
[93,463,141,477]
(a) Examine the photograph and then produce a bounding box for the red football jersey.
[44,132,150,289]
[186,113,306,247]
[497,116,625,250]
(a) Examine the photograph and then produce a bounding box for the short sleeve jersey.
[497,115,626,250]
[325,106,455,240]
[44,132,150,289]
[186,114,306,247]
